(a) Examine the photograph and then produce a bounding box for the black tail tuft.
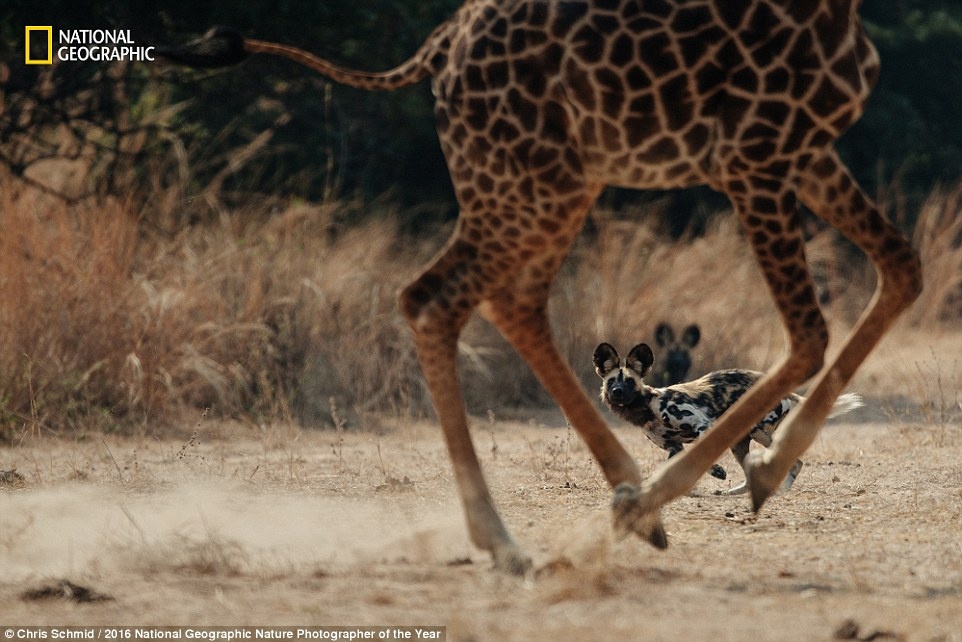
[156,26,249,68]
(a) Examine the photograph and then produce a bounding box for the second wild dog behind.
[650,322,701,387]
[593,343,863,495]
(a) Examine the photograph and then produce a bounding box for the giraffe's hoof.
[709,464,727,480]
[745,453,781,512]
[611,482,669,550]
[491,543,534,577]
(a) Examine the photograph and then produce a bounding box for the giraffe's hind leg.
[745,151,922,510]
[613,163,829,535]
[399,180,664,570]
[399,236,532,575]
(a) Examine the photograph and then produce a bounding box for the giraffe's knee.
[399,274,440,329]
[399,272,474,339]
[794,344,826,382]
[787,314,829,381]
[880,235,923,311]
[399,239,482,333]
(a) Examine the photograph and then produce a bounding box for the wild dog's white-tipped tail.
[828,392,863,418]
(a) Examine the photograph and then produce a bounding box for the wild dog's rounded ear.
[655,323,674,347]
[681,324,701,348]
[592,343,620,377]
[626,343,655,377]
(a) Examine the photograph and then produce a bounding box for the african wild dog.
[651,322,701,387]
[593,343,863,494]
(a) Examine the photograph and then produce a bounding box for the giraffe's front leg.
[618,369,816,523]
[616,167,829,522]
[745,151,922,511]
[480,287,668,551]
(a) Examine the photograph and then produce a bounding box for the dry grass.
[0,177,432,434]
[1,169,960,437]
[909,184,962,326]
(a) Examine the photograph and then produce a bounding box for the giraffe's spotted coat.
[162,0,922,572]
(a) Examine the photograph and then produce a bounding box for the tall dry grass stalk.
[1,170,959,436]
[1,182,140,433]
[908,185,962,326]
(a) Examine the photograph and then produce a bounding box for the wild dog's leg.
[745,150,922,509]
[613,164,827,536]
[724,435,754,495]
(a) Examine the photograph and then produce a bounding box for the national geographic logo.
[24,26,52,64]
[24,26,155,64]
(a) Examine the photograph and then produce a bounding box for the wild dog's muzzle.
[606,374,638,406]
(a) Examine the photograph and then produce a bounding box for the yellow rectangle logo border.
[25,26,53,65]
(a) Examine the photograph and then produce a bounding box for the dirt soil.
[1,412,961,641]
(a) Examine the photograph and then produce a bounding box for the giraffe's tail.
[157,24,452,92]
[828,392,864,418]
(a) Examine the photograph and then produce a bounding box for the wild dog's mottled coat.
[594,342,862,492]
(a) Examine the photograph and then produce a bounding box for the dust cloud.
[0,482,472,581]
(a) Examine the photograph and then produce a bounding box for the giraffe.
[160,0,922,575]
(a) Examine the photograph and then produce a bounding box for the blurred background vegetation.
[1,1,961,434]
[3,0,962,225]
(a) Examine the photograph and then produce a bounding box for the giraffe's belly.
[565,106,716,190]
[582,137,713,190]
[580,144,713,189]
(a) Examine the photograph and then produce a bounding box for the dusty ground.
[1,404,961,641]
